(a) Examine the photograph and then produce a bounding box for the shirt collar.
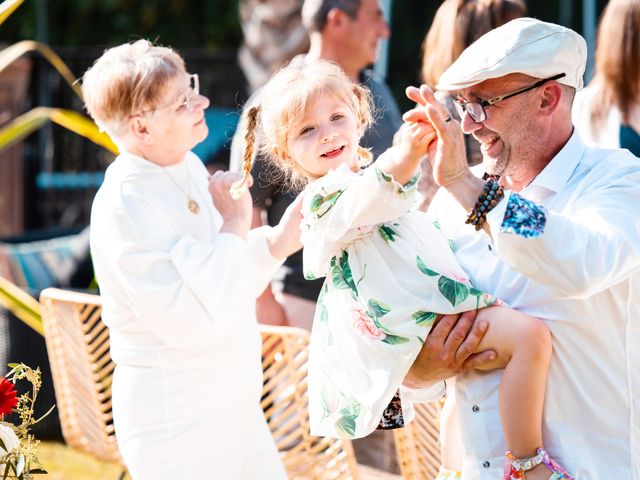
[527,129,585,194]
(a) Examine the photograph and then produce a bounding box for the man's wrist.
[445,171,485,212]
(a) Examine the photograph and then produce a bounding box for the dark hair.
[302,0,361,32]
[421,0,527,87]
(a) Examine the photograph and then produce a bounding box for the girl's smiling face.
[279,91,362,179]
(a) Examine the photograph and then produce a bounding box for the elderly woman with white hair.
[82,40,299,479]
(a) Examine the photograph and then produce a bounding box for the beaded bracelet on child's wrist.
[464,179,505,231]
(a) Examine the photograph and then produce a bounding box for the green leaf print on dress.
[335,403,361,438]
[412,310,437,327]
[378,224,398,243]
[320,389,361,438]
[330,250,359,299]
[438,276,470,307]
[309,190,344,219]
[366,299,409,345]
[416,255,440,276]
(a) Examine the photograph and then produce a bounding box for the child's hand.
[397,118,437,163]
[375,109,437,185]
[268,193,303,259]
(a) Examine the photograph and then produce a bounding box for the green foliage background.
[0,0,611,112]
[0,0,242,48]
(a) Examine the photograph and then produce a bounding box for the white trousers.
[113,363,286,480]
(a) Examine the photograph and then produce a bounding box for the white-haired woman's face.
[136,72,210,162]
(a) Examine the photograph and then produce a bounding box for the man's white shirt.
[428,131,640,479]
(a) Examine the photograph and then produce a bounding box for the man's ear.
[326,7,347,29]
[538,83,563,117]
[128,116,152,144]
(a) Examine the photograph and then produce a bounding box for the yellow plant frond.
[0,0,26,27]
[0,277,43,336]
[0,41,82,98]
[48,108,118,153]
[0,107,118,154]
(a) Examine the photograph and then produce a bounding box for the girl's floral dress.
[302,155,498,440]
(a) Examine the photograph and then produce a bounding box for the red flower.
[0,377,18,417]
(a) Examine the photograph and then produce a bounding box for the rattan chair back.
[393,400,443,479]
[260,325,360,479]
[39,287,123,466]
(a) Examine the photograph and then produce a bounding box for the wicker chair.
[39,288,126,478]
[393,400,443,479]
[39,288,361,479]
[260,325,360,479]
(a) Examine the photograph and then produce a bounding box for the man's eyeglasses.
[453,73,566,123]
[135,74,200,116]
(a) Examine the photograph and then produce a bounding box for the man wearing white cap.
[403,17,640,480]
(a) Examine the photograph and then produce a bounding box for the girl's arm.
[375,118,436,185]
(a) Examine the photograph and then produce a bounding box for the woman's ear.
[128,115,152,144]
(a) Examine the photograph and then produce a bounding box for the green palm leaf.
[0,107,118,154]
[0,41,83,98]
[0,278,43,336]
[0,0,26,27]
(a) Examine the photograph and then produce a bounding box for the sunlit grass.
[37,441,126,480]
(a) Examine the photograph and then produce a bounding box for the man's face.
[343,0,390,69]
[456,75,543,181]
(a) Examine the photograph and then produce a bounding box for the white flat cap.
[437,17,587,91]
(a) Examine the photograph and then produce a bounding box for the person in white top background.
[404,17,640,480]
[82,40,301,479]
[572,0,640,156]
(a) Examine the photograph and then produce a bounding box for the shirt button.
[487,244,492,251]
[482,461,491,468]
[472,404,480,412]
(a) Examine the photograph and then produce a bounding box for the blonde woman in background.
[416,0,526,209]
[573,0,640,156]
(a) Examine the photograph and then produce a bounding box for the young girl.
[234,60,573,480]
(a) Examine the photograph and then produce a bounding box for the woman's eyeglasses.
[133,74,200,117]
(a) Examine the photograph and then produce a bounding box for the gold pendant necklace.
[187,198,200,215]
[163,163,200,215]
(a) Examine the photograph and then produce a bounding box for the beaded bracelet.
[464,179,504,231]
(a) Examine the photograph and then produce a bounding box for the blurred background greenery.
[0,0,242,48]
[0,0,611,112]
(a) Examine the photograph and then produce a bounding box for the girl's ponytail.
[230,105,262,198]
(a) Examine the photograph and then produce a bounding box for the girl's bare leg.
[472,306,554,480]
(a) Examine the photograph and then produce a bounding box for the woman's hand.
[208,170,253,239]
[268,194,303,259]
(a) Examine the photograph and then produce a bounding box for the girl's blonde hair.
[238,60,374,188]
[82,40,185,135]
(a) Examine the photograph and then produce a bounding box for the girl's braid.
[230,104,261,199]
